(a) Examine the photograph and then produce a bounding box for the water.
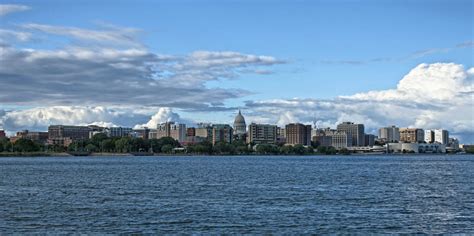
[0,155,473,234]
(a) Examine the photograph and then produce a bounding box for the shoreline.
[0,152,469,157]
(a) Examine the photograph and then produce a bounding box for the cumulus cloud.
[0,4,30,16]
[133,108,182,129]
[245,63,474,142]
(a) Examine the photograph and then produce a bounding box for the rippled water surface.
[1,155,473,234]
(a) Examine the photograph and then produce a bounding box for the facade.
[434,129,449,145]
[47,137,73,147]
[247,123,277,144]
[387,142,446,153]
[424,130,435,143]
[156,122,186,142]
[212,124,233,145]
[399,128,424,143]
[233,110,247,137]
[186,127,196,137]
[337,122,365,146]
[364,134,375,147]
[331,132,353,149]
[106,127,133,138]
[12,130,49,143]
[378,126,400,142]
[285,123,312,146]
[48,125,91,140]
[0,130,5,138]
[313,135,332,147]
[132,128,150,140]
[195,123,213,141]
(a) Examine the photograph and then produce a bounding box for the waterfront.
[1,155,473,234]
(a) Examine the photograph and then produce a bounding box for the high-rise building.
[337,122,365,146]
[364,134,375,147]
[133,127,150,140]
[247,123,277,144]
[233,110,246,136]
[424,130,434,143]
[186,127,196,137]
[331,131,353,149]
[212,124,233,145]
[195,123,213,141]
[285,123,311,146]
[434,129,449,145]
[399,128,424,143]
[378,126,400,142]
[156,122,186,142]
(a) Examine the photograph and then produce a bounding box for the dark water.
[1,155,473,234]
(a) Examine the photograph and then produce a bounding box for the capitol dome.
[233,110,246,135]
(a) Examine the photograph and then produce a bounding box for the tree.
[115,137,132,153]
[85,144,97,152]
[13,138,40,152]
[161,144,173,153]
[101,139,115,152]
[466,146,474,154]
[339,148,351,155]
[91,133,108,147]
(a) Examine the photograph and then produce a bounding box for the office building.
[106,127,133,138]
[337,122,365,146]
[48,125,91,140]
[399,128,424,143]
[331,132,353,149]
[285,123,311,146]
[378,126,400,142]
[247,123,277,144]
[364,134,375,147]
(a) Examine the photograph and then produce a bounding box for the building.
[331,131,353,149]
[233,110,247,136]
[378,126,400,142]
[195,123,213,141]
[313,135,332,147]
[156,122,186,142]
[434,129,449,145]
[48,125,91,140]
[399,128,424,143]
[212,124,233,145]
[247,123,277,144]
[276,127,286,144]
[387,142,446,153]
[337,122,365,146]
[186,127,196,137]
[133,127,150,140]
[364,134,375,147]
[0,130,5,138]
[424,130,435,143]
[106,127,133,138]
[285,123,311,146]
[10,130,49,144]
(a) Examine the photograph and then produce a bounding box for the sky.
[0,0,473,142]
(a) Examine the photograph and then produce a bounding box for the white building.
[424,130,434,143]
[434,129,449,145]
[378,126,400,142]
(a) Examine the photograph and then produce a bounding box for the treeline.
[0,133,354,155]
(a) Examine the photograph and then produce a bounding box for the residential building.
[247,123,277,144]
[212,124,233,145]
[424,130,435,143]
[337,122,365,146]
[285,123,311,146]
[186,127,196,137]
[276,127,286,144]
[434,129,449,145]
[399,128,424,143]
[195,123,213,141]
[378,126,400,142]
[156,122,186,142]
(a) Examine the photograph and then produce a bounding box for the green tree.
[85,143,97,152]
[13,138,40,152]
[101,139,115,152]
[293,144,306,155]
[161,144,173,153]
[466,146,474,154]
[339,148,351,155]
[115,137,132,153]
[91,133,108,147]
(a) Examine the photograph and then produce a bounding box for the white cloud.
[133,108,182,129]
[0,4,30,16]
[245,63,474,142]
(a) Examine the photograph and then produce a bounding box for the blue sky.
[0,0,473,141]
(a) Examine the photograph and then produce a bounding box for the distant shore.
[0,152,470,157]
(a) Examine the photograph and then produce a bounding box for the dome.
[234,110,246,124]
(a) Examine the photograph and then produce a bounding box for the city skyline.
[0,0,473,142]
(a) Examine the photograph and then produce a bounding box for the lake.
[0,155,473,234]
